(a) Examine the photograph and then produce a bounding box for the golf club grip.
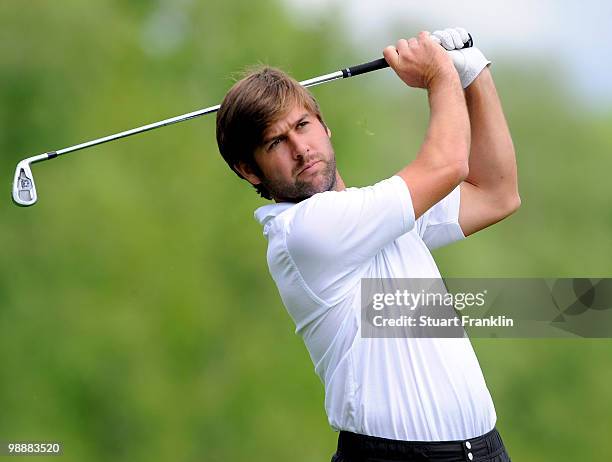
[343,34,474,79]
[342,58,389,78]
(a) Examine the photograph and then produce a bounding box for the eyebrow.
[262,113,310,145]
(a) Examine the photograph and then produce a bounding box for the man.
[216,27,518,462]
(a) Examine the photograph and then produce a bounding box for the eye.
[267,138,282,151]
[297,120,309,128]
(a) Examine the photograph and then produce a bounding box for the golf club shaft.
[40,58,387,160]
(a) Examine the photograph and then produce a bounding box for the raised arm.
[458,67,521,236]
[383,32,471,220]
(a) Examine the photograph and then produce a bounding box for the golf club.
[11,34,473,207]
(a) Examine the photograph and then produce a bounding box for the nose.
[287,132,310,160]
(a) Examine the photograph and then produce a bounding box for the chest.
[366,231,441,279]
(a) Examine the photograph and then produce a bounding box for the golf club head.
[12,160,38,206]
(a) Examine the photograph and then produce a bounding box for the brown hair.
[216,66,324,200]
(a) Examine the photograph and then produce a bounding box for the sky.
[284,0,612,111]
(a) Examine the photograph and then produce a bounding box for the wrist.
[427,66,462,92]
[465,66,492,92]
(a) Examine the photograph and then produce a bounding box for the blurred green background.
[1,1,611,461]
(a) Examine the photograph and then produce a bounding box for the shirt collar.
[254,202,295,228]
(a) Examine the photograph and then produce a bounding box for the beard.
[260,155,337,203]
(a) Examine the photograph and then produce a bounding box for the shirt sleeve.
[284,175,415,304]
[415,185,466,250]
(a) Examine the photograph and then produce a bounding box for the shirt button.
[468,452,473,460]
[465,441,472,449]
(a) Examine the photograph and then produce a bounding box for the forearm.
[421,71,471,169]
[464,68,518,197]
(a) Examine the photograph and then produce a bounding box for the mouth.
[298,160,321,176]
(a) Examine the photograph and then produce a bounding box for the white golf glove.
[430,27,491,88]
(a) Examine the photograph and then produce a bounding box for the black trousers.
[331,426,511,462]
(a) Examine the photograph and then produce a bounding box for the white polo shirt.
[254,176,497,441]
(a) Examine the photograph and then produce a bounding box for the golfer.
[216,28,518,462]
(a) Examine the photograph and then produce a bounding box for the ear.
[235,161,262,186]
[317,117,331,138]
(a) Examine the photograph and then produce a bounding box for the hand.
[383,31,457,90]
[430,27,491,88]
